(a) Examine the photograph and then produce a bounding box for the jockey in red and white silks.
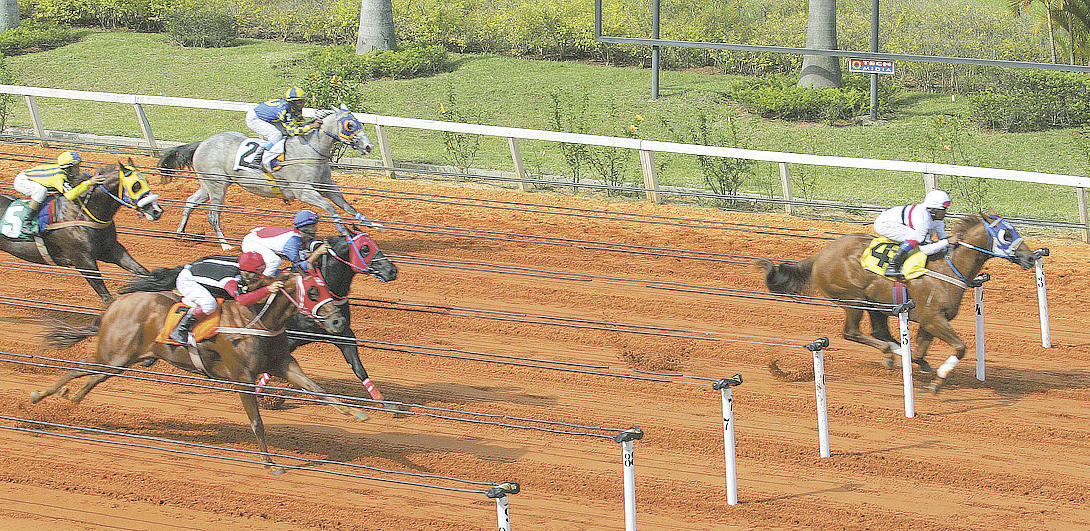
[240,209,329,277]
[872,189,959,277]
[170,252,282,344]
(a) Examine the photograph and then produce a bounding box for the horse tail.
[119,266,184,294]
[158,141,201,183]
[46,314,101,349]
[756,257,815,294]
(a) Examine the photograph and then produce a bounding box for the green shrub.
[299,43,449,108]
[27,0,172,32]
[731,74,874,122]
[0,22,77,55]
[165,7,237,48]
[0,53,17,132]
[967,70,1090,131]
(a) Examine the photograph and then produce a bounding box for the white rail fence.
[2,84,1088,242]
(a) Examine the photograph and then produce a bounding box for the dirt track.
[0,144,1087,530]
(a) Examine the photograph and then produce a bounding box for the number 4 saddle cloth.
[860,237,930,280]
[154,303,223,345]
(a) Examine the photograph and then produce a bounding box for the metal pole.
[894,300,916,418]
[486,482,520,531]
[870,0,879,121]
[806,338,831,458]
[614,427,644,530]
[1035,249,1052,348]
[651,0,660,99]
[713,374,743,505]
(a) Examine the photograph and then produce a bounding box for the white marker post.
[485,482,520,531]
[713,374,744,505]
[894,300,917,418]
[972,273,991,382]
[614,427,644,530]
[1035,249,1052,348]
[806,338,831,458]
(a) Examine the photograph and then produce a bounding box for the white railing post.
[1034,249,1052,348]
[373,124,394,178]
[712,374,743,505]
[614,427,643,530]
[923,172,938,193]
[805,338,831,458]
[972,273,991,382]
[508,137,530,192]
[895,299,917,418]
[1078,187,1088,243]
[132,103,160,156]
[779,162,794,215]
[24,95,47,147]
[486,482,519,531]
[638,149,659,204]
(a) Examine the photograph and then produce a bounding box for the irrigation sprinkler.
[970,273,991,381]
[1034,248,1052,348]
[613,427,644,531]
[893,299,916,418]
[712,373,743,505]
[486,482,520,531]
[805,338,831,458]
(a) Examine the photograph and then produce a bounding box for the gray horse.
[160,106,381,249]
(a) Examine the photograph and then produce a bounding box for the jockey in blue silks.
[873,189,960,278]
[240,209,331,277]
[13,151,106,234]
[244,87,319,173]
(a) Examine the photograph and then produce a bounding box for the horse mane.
[950,213,986,237]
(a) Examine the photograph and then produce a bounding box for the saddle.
[861,237,930,280]
[233,139,288,201]
[0,197,58,240]
[154,302,223,345]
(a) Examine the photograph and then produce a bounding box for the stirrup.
[884,267,903,278]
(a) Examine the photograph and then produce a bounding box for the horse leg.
[239,389,284,475]
[72,259,112,304]
[31,367,95,403]
[335,334,388,403]
[176,186,209,238]
[913,328,936,374]
[104,240,149,276]
[921,318,967,394]
[840,308,899,368]
[295,189,348,229]
[867,310,899,351]
[203,181,233,250]
[276,355,369,421]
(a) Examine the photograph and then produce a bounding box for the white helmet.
[922,190,951,210]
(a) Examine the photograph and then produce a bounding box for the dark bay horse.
[0,159,164,303]
[159,107,380,250]
[35,272,366,474]
[759,214,1038,392]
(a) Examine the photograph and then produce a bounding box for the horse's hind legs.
[177,187,208,239]
[239,391,284,475]
[31,368,90,403]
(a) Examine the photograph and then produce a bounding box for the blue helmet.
[293,209,319,228]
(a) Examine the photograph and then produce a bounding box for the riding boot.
[20,199,42,235]
[884,248,913,277]
[169,308,202,344]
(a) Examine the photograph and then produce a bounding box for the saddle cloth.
[233,138,285,173]
[0,197,60,240]
[154,302,223,345]
[861,237,930,280]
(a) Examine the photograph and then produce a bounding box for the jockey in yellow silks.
[244,87,320,173]
[13,151,106,235]
[872,190,960,278]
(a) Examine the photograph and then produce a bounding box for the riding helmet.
[922,190,952,210]
[293,209,319,228]
[284,87,307,102]
[237,252,266,274]
[56,151,82,168]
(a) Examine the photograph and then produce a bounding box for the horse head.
[954,213,1036,269]
[315,105,374,156]
[96,158,164,221]
[313,230,398,296]
[264,271,346,334]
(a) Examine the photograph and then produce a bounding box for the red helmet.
[237,252,266,274]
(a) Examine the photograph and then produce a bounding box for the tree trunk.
[356,0,397,55]
[0,0,19,32]
[798,0,842,89]
[1046,3,1056,63]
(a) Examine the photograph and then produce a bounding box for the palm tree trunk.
[798,0,842,88]
[0,0,18,32]
[1047,2,1057,63]
[356,0,397,54]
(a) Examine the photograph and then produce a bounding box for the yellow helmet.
[56,151,82,168]
[284,87,307,102]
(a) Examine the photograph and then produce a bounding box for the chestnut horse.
[34,272,367,473]
[759,214,1038,392]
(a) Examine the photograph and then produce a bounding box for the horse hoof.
[929,381,944,394]
[882,356,896,371]
[267,465,286,476]
[915,360,935,374]
[58,388,69,398]
[353,411,370,422]
[30,391,42,404]
[220,244,235,251]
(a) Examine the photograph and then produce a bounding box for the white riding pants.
[241,232,284,277]
[13,172,49,202]
[245,110,287,167]
[873,218,919,245]
[176,267,219,314]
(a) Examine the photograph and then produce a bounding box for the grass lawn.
[4,30,1086,224]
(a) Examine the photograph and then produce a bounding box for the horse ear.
[338,103,349,112]
[127,156,135,168]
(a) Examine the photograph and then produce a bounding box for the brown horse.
[33,272,367,474]
[759,213,1039,392]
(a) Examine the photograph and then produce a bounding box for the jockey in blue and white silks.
[240,209,331,277]
[244,87,319,172]
[873,190,959,278]
[13,151,106,234]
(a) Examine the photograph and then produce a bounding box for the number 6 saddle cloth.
[861,237,930,280]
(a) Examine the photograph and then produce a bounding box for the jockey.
[12,151,106,234]
[169,251,284,344]
[244,87,320,173]
[240,209,331,277]
[873,189,960,278]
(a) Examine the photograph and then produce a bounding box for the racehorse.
[759,214,1039,392]
[35,271,366,474]
[159,106,379,250]
[0,159,164,303]
[118,229,399,401]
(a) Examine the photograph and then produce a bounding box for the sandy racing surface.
[0,143,1087,529]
